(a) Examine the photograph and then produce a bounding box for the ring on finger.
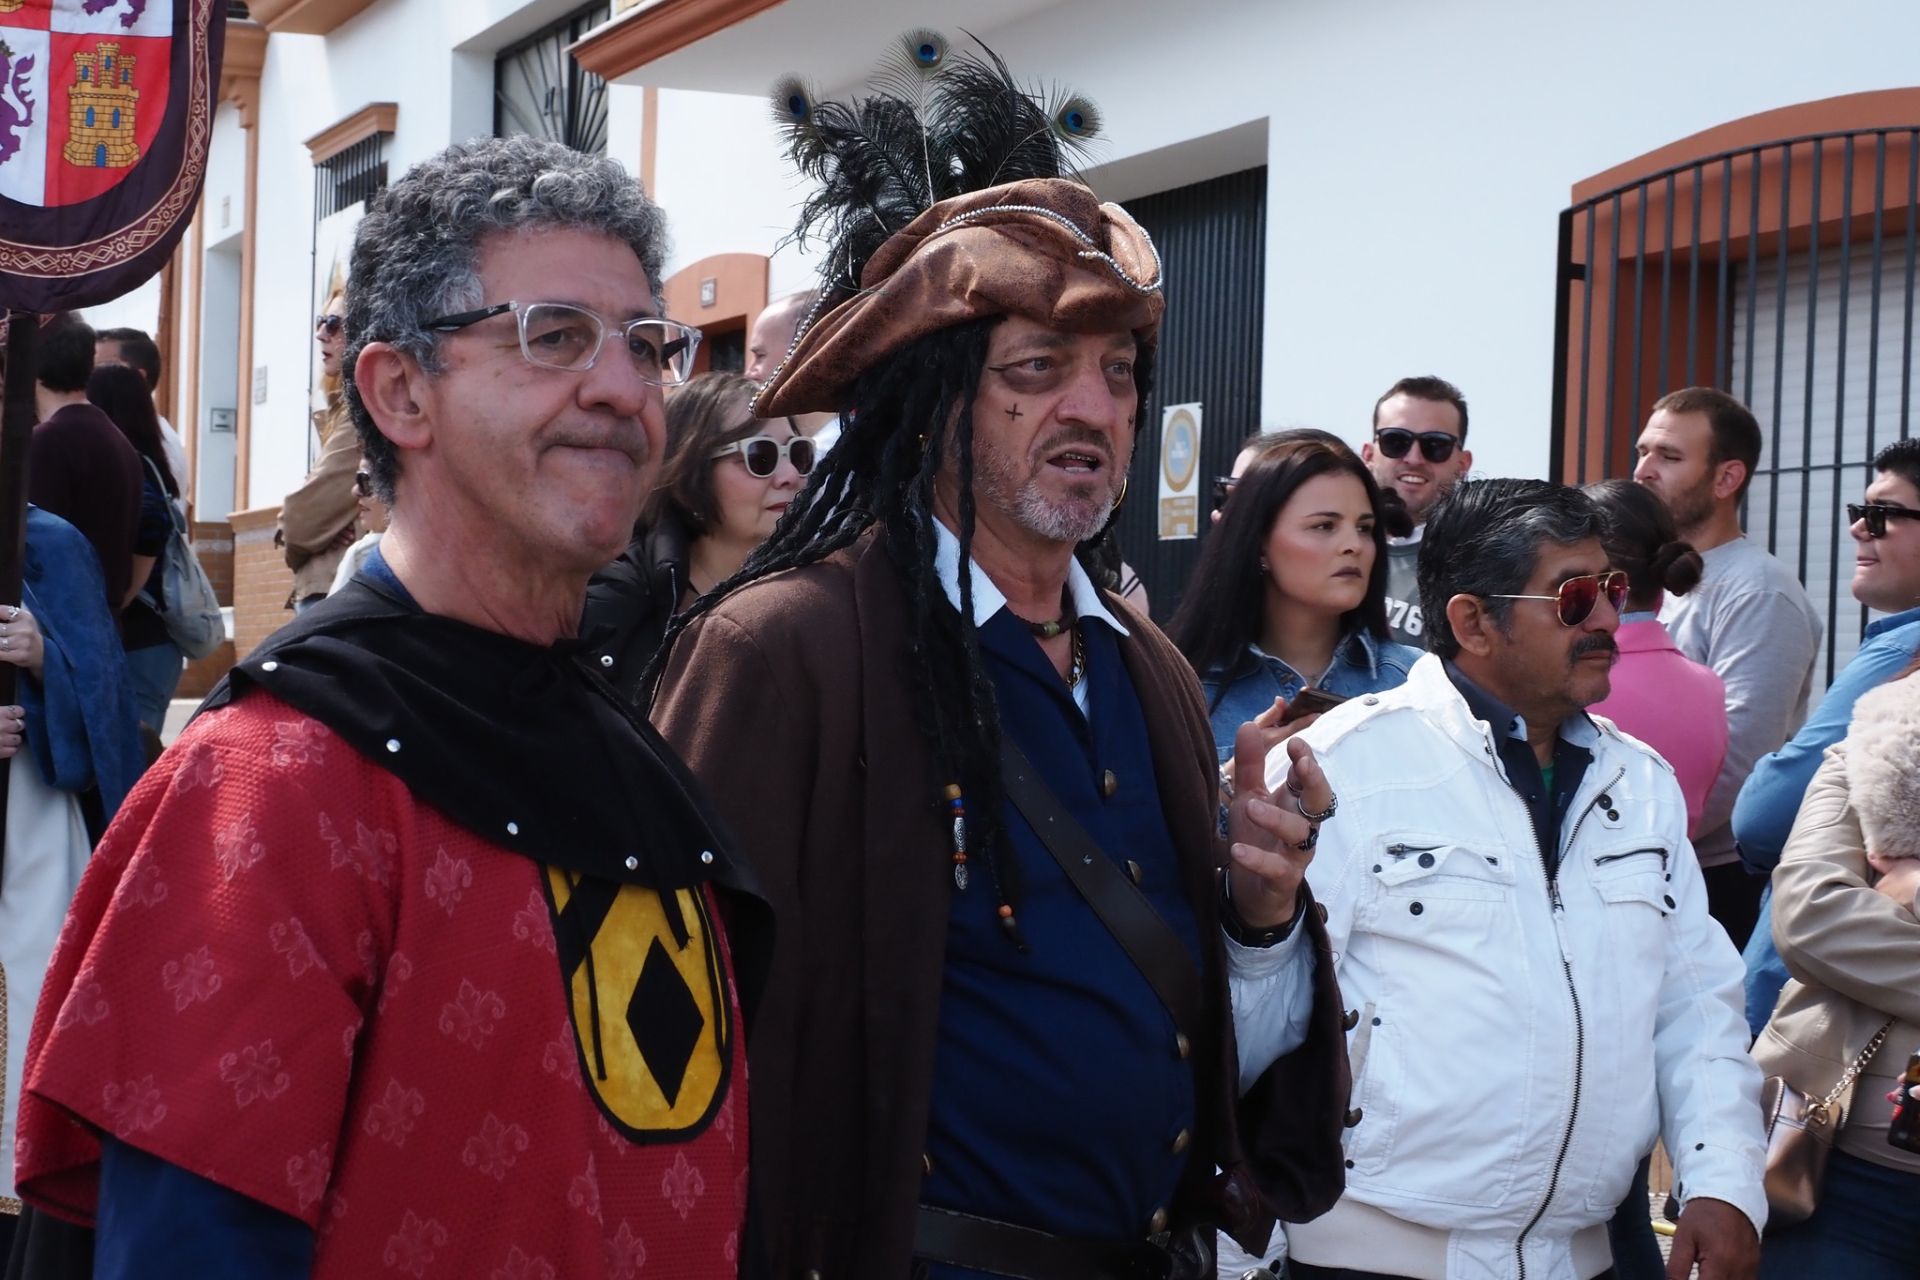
[1293,824,1320,852]
[1295,790,1337,824]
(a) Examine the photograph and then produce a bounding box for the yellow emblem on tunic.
[542,867,732,1141]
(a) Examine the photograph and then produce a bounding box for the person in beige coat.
[277,288,361,610]
[1753,669,1920,1278]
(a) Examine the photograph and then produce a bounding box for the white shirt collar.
[932,518,1130,637]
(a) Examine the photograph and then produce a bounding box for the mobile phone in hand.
[1281,687,1349,724]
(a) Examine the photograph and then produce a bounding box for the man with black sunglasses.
[1276,478,1765,1280]
[1735,436,1920,1037]
[1359,376,1472,647]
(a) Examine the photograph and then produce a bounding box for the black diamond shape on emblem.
[627,936,705,1107]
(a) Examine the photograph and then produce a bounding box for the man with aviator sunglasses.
[1359,376,1473,647]
[1277,478,1765,1280]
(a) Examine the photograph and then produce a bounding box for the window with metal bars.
[494,2,611,155]
[314,132,389,224]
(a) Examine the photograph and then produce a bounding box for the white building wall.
[202,0,659,513]
[177,0,1920,513]
[648,88,813,292]
[633,0,1920,481]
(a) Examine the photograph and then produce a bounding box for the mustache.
[1035,426,1115,465]
[545,426,649,463]
[1571,635,1618,663]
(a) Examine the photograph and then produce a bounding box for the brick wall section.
[231,504,295,661]
[192,519,235,606]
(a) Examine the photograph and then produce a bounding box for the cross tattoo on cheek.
[1005,405,1024,421]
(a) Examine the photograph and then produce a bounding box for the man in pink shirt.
[1586,480,1727,836]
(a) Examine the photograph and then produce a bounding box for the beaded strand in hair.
[645,321,1031,944]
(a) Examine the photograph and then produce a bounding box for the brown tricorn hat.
[755,176,1164,417]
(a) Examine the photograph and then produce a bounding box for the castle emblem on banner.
[64,41,138,168]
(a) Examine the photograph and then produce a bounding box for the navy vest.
[921,607,1202,1265]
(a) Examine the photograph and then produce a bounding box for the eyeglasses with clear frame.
[423,300,701,386]
[710,430,816,479]
[1848,502,1920,539]
[1488,569,1628,627]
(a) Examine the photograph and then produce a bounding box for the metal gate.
[1550,127,1920,691]
[495,1,612,154]
[1116,165,1267,623]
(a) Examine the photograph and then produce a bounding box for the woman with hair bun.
[1585,478,1728,836]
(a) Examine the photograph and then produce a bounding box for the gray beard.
[970,432,1119,545]
[1005,480,1115,545]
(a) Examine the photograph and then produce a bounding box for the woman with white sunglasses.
[583,371,816,700]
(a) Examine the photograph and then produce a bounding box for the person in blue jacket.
[1169,428,1420,764]
[1734,437,1920,1035]
[1,504,144,1264]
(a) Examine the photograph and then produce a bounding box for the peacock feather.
[768,31,1104,298]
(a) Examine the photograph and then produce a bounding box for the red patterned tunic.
[17,693,749,1278]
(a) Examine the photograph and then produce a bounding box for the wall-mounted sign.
[699,277,717,308]
[1157,402,1202,540]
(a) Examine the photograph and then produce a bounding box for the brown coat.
[1754,744,1920,1175]
[277,407,360,602]
[652,531,1350,1278]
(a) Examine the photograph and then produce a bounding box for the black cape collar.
[200,577,749,894]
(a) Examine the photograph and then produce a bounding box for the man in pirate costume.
[652,35,1349,1280]
[10,136,769,1279]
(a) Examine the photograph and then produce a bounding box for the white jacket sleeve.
[1652,823,1770,1235]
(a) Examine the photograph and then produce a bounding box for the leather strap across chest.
[998,738,1204,1045]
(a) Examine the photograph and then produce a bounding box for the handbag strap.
[998,737,1203,1044]
[138,455,189,538]
[1816,1018,1897,1113]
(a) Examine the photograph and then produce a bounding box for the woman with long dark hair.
[1169,428,1420,762]
[86,362,183,731]
[583,371,813,701]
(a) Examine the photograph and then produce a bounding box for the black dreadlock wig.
[650,33,1147,947]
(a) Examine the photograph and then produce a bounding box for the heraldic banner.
[0,0,224,312]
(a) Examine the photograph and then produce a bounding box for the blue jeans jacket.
[1199,629,1421,763]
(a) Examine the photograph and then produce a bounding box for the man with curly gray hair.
[12,136,770,1279]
